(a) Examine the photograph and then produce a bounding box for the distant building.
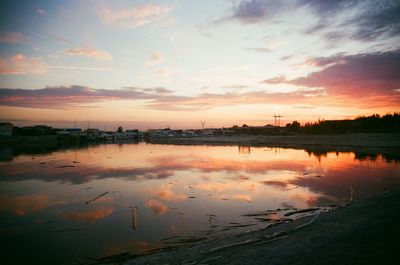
[0,123,13,136]
[56,128,82,136]
[85,128,100,136]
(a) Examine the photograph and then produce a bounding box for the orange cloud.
[63,206,114,221]
[145,199,167,215]
[232,194,252,203]
[0,194,50,215]
[64,46,112,60]
[153,155,306,174]
[0,54,48,75]
[152,186,186,201]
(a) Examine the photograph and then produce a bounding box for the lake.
[0,143,399,264]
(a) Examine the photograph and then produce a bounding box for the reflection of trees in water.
[238,146,251,155]
[0,141,141,162]
[304,148,400,164]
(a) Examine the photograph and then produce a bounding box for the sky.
[0,0,399,129]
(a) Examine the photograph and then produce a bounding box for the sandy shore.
[92,189,400,265]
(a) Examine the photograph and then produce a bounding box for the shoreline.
[1,133,399,162]
[147,132,400,148]
[148,133,400,162]
[92,189,400,265]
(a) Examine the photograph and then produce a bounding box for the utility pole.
[273,114,282,127]
[277,114,282,127]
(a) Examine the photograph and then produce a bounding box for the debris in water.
[177,211,185,215]
[41,219,57,225]
[284,207,320,217]
[255,217,289,222]
[85,191,109,205]
[241,210,277,217]
[207,214,217,225]
[224,223,258,229]
[162,236,206,245]
[349,185,354,204]
[130,207,138,230]
[188,196,197,199]
[85,187,93,190]
[206,214,217,217]
[73,161,80,164]
[55,165,75,168]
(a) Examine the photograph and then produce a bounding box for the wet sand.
[95,189,400,265]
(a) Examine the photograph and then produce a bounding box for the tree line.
[285,113,400,134]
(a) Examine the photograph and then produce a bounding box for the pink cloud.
[146,51,165,66]
[64,46,112,60]
[101,4,173,28]
[0,54,48,75]
[0,194,50,216]
[63,206,114,221]
[264,51,400,97]
[1,83,397,111]
[0,32,23,44]
[152,186,186,201]
[145,199,168,215]
[262,50,400,108]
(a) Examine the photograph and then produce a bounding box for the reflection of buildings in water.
[273,147,281,155]
[238,146,251,155]
[264,147,282,156]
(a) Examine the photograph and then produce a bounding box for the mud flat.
[89,189,400,265]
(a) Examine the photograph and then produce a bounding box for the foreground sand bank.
[91,189,400,265]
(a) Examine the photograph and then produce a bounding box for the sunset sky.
[0,0,399,129]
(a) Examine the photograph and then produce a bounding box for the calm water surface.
[0,143,399,264]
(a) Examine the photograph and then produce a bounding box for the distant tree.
[232,125,239,129]
[242,124,248,127]
[117,126,123,133]
[291,121,301,130]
